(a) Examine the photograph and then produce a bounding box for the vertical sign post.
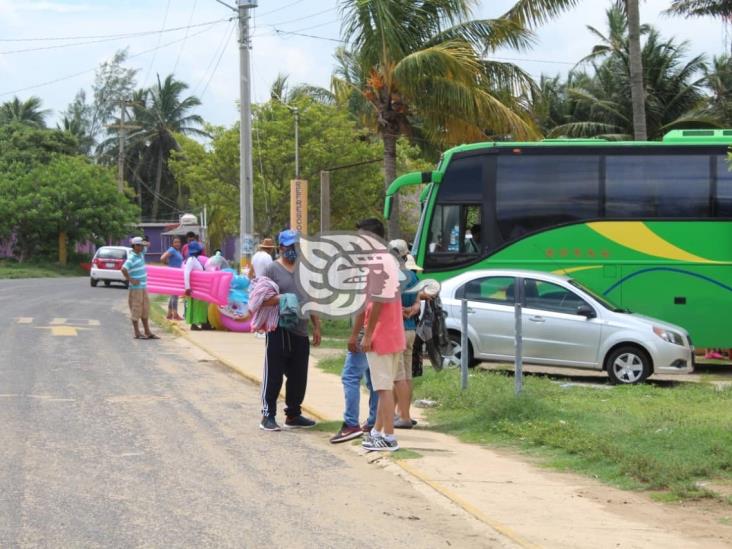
[290,179,308,235]
[460,299,469,390]
[514,277,524,395]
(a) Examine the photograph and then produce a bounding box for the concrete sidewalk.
[161,316,730,549]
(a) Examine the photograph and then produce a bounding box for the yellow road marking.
[16,317,33,324]
[50,326,77,336]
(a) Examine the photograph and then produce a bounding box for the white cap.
[404,254,423,272]
[130,236,144,246]
[388,239,409,257]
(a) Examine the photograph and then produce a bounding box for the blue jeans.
[342,351,378,428]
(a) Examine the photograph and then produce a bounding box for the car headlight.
[653,326,685,346]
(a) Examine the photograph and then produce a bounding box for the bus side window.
[717,156,732,216]
[427,204,482,256]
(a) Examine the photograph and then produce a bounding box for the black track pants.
[261,327,310,418]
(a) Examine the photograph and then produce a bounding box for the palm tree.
[702,54,732,124]
[667,0,732,18]
[0,96,49,128]
[128,75,207,220]
[338,0,538,238]
[505,0,647,139]
[542,13,714,139]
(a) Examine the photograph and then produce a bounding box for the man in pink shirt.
[360,242,406,452]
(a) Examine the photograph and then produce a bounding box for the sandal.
[145,334,160,340]
[134,334,146,339]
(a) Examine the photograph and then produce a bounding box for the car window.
[524,279,588,314]
[97,248,127,260]
[461,276,515,305]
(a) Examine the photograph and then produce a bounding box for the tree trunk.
[383,131,399,239]
[151,149,164,220]
[626,0,647,140]
[58,231,67,266]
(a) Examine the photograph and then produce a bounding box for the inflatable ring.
[219,313,252,333]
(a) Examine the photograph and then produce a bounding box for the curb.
[156,311,534,548]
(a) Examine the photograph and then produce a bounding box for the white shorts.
[366,352,400,391]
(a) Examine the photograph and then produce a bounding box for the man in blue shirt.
[121,236,158,340]
[161,236,184,320]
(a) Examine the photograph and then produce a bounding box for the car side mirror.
[576,304,596,318]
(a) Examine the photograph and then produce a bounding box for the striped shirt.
[123,250,147,290]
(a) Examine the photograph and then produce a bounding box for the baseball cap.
[188,241,203,255]
[130,236,144,246]
[404,254,423,272]
[389,239,409,258]
[278,229,298,247]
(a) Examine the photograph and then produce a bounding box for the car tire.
[444,332,479,369]
[605,345,652,385]
[90,277,98,287]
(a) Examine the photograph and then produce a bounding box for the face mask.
[283,248,298,262]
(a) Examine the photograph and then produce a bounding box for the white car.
[440,269,694,384]
[90,246,131,288]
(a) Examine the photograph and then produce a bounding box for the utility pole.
[293,107,300,178]
[238,0,256,269]
[107,99,140,193]
[319,170,330,233]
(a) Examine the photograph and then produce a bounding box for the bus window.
[426,204,482,262]
[717,156,732,216]
[606,155,710,217]
[496,155,600,242]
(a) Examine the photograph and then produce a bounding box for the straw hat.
[404,254,423,272]
[258,238,276,250]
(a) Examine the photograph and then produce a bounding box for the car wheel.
[444,332,478,369]
[605,345,652,385]
[104,281,111,287]
[90,277,98,287]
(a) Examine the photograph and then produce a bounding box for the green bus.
[384,129,732,348]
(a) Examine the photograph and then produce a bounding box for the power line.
[257,0,306,17]
[0,18,229,43]
[143,0,173,86]
[193,20,236,95]
[173,0,199,73]
[259,7,334,28]
[0,19,224,56]
[0,23,225,98]
[272,29,344,43]
[200,21,237,98]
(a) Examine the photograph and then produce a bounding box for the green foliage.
[414,369,732,498]
[0,155,139,260]
[0,259,86,279]
[532,5,715,139]
[0,123,79,168]
[170,97,389,242]
[0,96,49,128]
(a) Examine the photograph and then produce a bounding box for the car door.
[521,278,603,368]
[458,276,516,359]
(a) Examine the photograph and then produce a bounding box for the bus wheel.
[605,345,651,385]
[445,332,478,369]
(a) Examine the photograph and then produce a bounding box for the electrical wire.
[272,29,344,43]
[257,0,306,17]
[143,0,173,86]
[173,0,199,73]
[0,18,228,43]
[0,19,224,56]
[193,19,236,95]
[258,7,334,28]
[200,21,237,98]
[0,22,224,98]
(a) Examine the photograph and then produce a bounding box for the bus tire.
[605,345,652,385]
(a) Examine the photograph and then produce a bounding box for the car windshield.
[568,279,630,313]
[97,248,127,260]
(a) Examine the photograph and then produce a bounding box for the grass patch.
[309,420,342,433]
[317,354,346,376]
[392,448,423,460]
[320,318,353,338]
[0,259,86,279]
[149,298,178,335]
[413,368,732,500]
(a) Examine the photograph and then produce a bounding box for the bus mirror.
[384,195,393,220]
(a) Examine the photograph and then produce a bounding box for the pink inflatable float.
[146,265,232,306]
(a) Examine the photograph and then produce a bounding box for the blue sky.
[0,0,725,128]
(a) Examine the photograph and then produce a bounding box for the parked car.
[90,246,131,288]
[440,269,694,385]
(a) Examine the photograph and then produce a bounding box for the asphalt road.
[0,277,498,548]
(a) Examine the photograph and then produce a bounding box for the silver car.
[440,269,694,384]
